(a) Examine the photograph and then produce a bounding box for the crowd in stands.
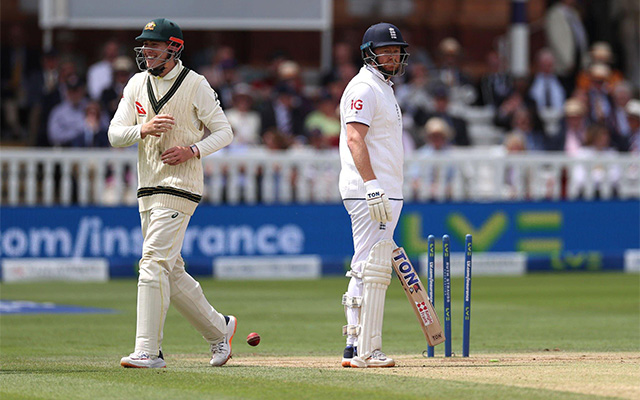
[2,0,638,161]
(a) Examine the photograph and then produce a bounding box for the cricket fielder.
[339,22,409,368]
[108,18,236,368]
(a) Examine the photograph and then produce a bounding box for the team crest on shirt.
[135,101,147,116]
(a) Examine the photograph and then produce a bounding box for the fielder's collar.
[152,59,183,81]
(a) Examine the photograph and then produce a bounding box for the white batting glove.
[364,179,392,223]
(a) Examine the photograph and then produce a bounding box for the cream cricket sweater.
[108,61,233,215]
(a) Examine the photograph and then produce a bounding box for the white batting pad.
[357,239,393,359]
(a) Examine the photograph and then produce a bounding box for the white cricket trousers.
[135,207,227,355]
[343,199,403,346]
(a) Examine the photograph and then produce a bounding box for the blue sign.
[0,300,117,314]
[1,200,638,276]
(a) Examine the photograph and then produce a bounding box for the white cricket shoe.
[210,315,237,366]
[350,349,395,368]
[120,351,166,368]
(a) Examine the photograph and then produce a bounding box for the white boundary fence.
[1,148,638,205]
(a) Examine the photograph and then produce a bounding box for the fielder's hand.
[161,145,197,165]
[141,114,175,139]
[364,179,392,223]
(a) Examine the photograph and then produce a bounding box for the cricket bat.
[391,247,445,347]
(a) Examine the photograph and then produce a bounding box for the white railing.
[1,147,638,205]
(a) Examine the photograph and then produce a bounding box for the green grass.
[1,273,639,399]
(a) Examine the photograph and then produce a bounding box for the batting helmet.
[360,22,409,77]
[134,18,184,76]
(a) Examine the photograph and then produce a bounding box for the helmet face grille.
[362,47,410,77]
[134,41,183,75]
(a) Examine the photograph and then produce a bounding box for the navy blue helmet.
[360,23,409,77]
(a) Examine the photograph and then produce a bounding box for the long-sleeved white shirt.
[108,60,233,157]
[108,60,233,214]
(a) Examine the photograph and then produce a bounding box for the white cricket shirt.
[339,65,404,199]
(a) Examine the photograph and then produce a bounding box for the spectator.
[607,81,634,147]
[529,48,566,114]
[321,42,360,86]
[199,45,237,90]
[410,117,455,199]
[225,83,261,149]
[1,23,40,141]
[569,124,622,199]
[478,50,512,109]
[433,37,476,105]
[74,100,110,147]
[576,42,625,91]
[502,132,529,199]
[26,49,60,146]
[47,76,88,146]
[260,83,308,144]
[585,63,614,124]
[495,75,543,133]
[554,97,590,154]
[100,56,135,118]
[414,85,470,146]
[624,99,640,153]
[611,0,640,90]
[86,39,120,100]
[509,107,547,151]
[304,92,341,147]
[396,62,434,123]
[544,0,590,94]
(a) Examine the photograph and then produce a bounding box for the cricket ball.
[247,332,261,346]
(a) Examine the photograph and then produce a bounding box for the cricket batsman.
[338,22,409,368]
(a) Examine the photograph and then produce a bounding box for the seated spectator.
[396,62,434,114]
[414,85,469,146]
[553,97,590,154]
[260,83,308,144]
[576,42,625,91]
[502,132,529,199]
[569,123,621,199]
[624,99,640,153]
[100,56,134,118]
[262,128,290,150]
[607,81,634,149]
[585,63,614,124]
[73,100,110,147]
[478,50,512,109]
[410,118,455,199]
[529,48,566,114]
[304,92,340,147]
[199,45,237,90]
[87,39,120,100]
[321,42,360,86]
[495,75,543,133]
[225,83,261,149]
[47,76,88,146]
[433,37,476,105]
[509,107,547,151]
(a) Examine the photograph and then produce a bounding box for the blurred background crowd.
[2,0,639,159]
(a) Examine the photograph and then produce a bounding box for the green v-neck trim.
[147,67,191,115]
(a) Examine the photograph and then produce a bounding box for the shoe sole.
[120,360,166,368]
[212,315,237,367]
[341,359,352,368]
[349,356,395,368]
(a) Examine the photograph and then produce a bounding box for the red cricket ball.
[246,332,261,346]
